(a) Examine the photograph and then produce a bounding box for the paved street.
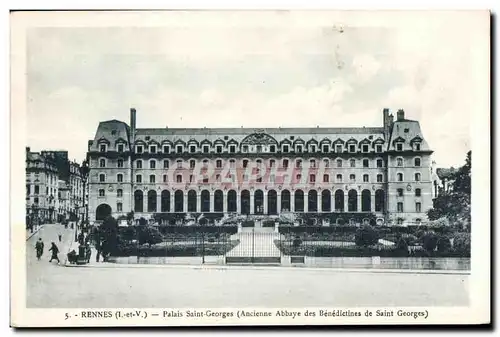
[26,225,469,308]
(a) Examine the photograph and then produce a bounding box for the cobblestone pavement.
[26,227,470,308]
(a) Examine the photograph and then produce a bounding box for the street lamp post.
[76,160,90,243]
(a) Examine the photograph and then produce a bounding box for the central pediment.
[241,132,278,146]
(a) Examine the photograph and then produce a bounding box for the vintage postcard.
[10,10,490,327]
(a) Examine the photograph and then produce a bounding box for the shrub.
[241,220,255,227]
[452,232,471,256]
[420,231,439,253]
[262,220,275,227]
[137,226,163,246]
[354,225,379,247]
[437,235,452,253]
[292,236,302,248]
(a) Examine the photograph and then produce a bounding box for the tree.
[354,225,380,247]
[100,216,119,254]
[428,151,471,228]
[138,226,163,246]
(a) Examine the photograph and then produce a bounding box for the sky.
[25,11,485,168]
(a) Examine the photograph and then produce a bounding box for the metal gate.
[225,228,282,264]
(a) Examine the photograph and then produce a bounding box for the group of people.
[35,238,61,264]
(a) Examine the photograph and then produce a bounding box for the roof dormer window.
[136,145,143,154]
[176,145,183,153]
[414,143,421,151]
[163,145,170,154]
[117,144,124,153]
[296,145,303,153]
[335,144,343,153]
[190,145,196,153]
[283,145,289,153]
[150,145,157,154]
[375,144,383,153]
[100,144,107,152]
[362,144,369,153]
[396,143,403,151]
[349,144,356,153]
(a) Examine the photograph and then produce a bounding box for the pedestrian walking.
[58,233,62,242]
[35,238,44,261]
[48,242,60,264]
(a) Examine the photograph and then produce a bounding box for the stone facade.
[25,148,85,224]
[87,108,434,226]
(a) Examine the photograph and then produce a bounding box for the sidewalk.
[64,259,470,275]
[26,225,44,241]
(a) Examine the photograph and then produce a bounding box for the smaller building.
[26,147,59,224]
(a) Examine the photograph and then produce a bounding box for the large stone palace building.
[87,108,434,226]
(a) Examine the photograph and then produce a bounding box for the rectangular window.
[322,145,329,153]
[176,145,183,153]
[150,161,156,169]
[117,203,123,212]
[177,175,183,183]
[269,159,275,168]
[336,174,342,183]
[230,160,236,168]
[34,186,39,194]
[190,160,195,169]
[283,145,289,153]
[150,146,157,153]
[256,145,262,153]
[117,144,124,152]
[362,144,369,153]
[163,174,168,183]
[269,145,276,153]
[377,174,383,183]
[216,160,222,168]
[100,144,106,152]
[117,174,123,182]
[415,143,421,151]
[136,175,142,183]
[177,160,183,169]
[190,146,196,153]
[310,174,316,183]
[296,146,303,153]
[363,159,369,168]
[117,159,124,168]
[336,144,343,153]
[163,146,170,154]
[396,143,403,151]
[242,145,248,153]
[163,160,169,169]
[243,160,248,168]
[216,146,222,153]
[149,175,155,183]
[203,145,209,153]
[376,144,383,153]
[296,160,302,168]
[416,202,422,213]
[397,188,404,197]
[349,174,355,182]
[397,202,404,212]
[189,175,194,183]
[363,174,369,182]
[310,160,316,168]
[203,177,209,184]
[229,145,236,153]
[99,189,105,197]
[349,144,356,153]
[136,146,143,154]
[283,159,289,168]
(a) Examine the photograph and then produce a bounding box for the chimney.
[130,108,137,131]
[396,109,405,121]
[26,146,30,153]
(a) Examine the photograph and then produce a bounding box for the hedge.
[274,240,470,258]
[114,240,240,257]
